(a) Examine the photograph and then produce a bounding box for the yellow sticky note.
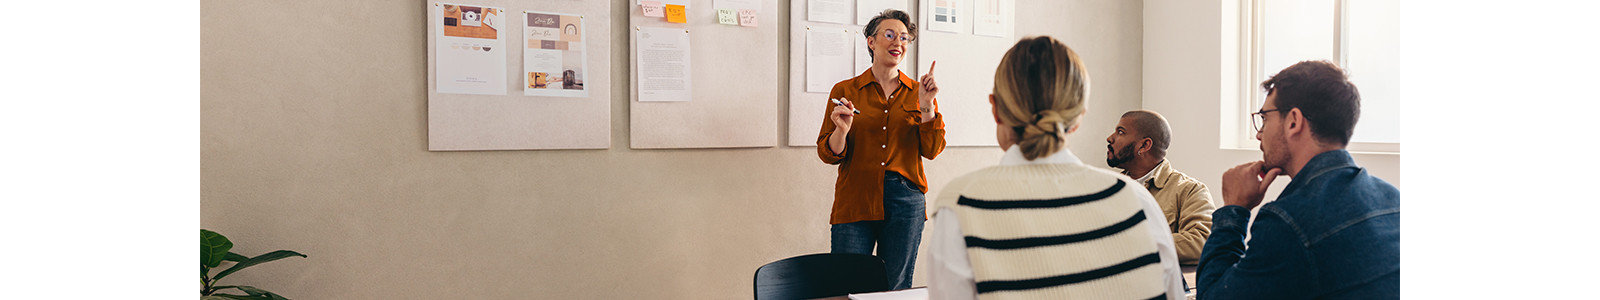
[717,9,737,25]
[666,4,687,23]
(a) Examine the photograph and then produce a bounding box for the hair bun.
[1034,110,1067,132]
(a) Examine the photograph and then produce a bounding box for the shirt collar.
[1132,160,1162,186]
[851,68,917,91]
[1282,149,1359,193]
[998,146,1081,166]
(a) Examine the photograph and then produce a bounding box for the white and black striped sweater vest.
[938,164,1167,300]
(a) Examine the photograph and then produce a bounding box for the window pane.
[1260,0,1337,108]
[1346,0,1401,143]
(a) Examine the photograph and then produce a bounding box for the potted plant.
[201,229,307,300]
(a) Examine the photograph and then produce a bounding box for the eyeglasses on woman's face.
[877,29,914,43]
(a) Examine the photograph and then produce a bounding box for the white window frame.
[1227,0,1399,155]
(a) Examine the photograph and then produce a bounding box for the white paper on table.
[807,27,855,93]
[436,3,508,95]
[636,26,692,102]
[857,0,910,25]
[524,11,589,97]
[971,0,1005,37]
[808,0,853,24]
[926,0,964,33]
[848,287,928,300]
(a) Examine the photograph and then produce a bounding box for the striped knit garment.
[936,163,1167,300]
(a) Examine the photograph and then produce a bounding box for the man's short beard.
[1106,142,1137,168]
[1262,133,1291,173]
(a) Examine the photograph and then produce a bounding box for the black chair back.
[753,253,888,300]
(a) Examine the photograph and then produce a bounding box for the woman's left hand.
[918,61,939,121]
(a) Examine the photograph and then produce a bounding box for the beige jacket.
[1127,160,1215,265]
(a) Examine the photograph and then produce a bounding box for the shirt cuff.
[817,131,847,164]
[919,112,945,132]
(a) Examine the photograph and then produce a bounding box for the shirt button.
[882,145,887,148]
[883,110,889,113]
[880,162,886,166]
[882,126,887,130]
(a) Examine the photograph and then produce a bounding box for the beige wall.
[201,0,1141,298]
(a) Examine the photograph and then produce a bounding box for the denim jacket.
[1196,149,1400,299]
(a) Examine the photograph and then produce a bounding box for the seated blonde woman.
[928,36,1184,300]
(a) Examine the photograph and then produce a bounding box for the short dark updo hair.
[863,9,916,59]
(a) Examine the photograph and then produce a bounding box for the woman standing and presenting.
[816,9,945,290]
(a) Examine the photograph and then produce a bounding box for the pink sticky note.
[641,1,664,17]
[738,9,757,27]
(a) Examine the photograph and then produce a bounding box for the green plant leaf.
[208,294,273,300]
[233,286,289,300]
[202,296,240,300]
[212,250,307,282]
[235,286,265,296]
[225,252,250,262]
[214,286,261,296]
[213,286,289,300]
[201,230,233,268]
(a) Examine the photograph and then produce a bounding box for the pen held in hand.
[831,98,860,114]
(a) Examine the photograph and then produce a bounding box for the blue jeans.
[831,172,926,290]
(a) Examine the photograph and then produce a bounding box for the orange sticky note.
[665,4,687,23]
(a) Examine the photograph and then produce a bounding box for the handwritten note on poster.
[739,9,758,27]
[718,9,737,25]
[665,4,687,23]
[641,1,664,17]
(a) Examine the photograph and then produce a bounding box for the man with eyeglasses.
[1195,60,1400,299]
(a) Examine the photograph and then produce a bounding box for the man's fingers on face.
[1259,168,1282,191]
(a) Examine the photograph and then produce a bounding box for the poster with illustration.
[435,3,507,95]
[524,11,588,97]
[927,0,964,33]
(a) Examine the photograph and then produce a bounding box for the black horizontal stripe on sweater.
[964,210,1147,249]
[957,179,1126,209]
[975,252,1162,294]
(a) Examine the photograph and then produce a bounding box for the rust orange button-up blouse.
[817,69,946,225]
